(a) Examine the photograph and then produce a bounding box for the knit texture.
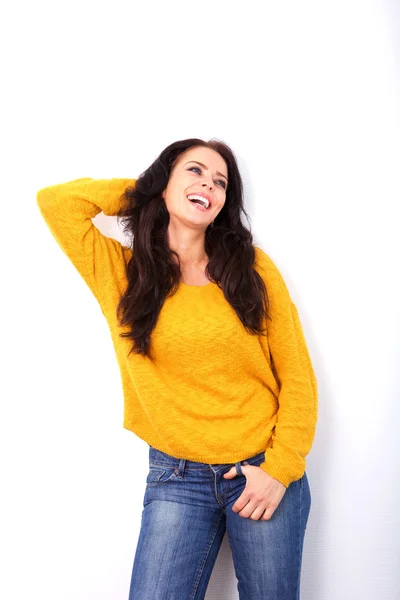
[36,177,318,487]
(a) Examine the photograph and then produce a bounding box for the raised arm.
[36,177,135,306]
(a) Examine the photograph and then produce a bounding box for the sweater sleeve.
[36,177,135,306]
[255,248,318,487]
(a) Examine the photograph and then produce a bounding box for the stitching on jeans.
[149,462,209,470]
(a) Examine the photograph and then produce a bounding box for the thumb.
[223,466,238,479]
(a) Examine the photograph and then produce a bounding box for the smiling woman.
[36,136,317,600]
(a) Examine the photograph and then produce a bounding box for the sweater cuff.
[259,460,302,488]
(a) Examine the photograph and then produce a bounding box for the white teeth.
[187,194,210,209]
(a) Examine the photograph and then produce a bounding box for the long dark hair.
[115,137,271,360]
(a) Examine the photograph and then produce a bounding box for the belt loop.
[235,462,244,477]
[176,458,186,478]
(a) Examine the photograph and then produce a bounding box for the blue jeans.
[128,445,311,599]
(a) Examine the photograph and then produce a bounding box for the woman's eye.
[188,166,201,174]
[217,180,226,189]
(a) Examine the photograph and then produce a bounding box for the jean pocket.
[145,466,177,488]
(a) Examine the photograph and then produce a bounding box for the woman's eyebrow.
[184,161,228,182]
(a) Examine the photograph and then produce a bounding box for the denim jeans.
[128,445,311,600]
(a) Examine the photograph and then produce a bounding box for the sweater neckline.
[179,280,216,292]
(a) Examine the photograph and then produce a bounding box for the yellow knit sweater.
[36,177,318,487]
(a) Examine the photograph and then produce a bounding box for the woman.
[36,137,318,599]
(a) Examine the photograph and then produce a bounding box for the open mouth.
[187,194,211,211]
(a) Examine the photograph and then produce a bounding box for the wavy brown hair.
[115,137,271,359]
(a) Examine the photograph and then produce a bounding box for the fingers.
[237,502,275,521]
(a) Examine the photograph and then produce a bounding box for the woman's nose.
[202,181,213,190]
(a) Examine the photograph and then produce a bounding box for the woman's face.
[162,146,228,230]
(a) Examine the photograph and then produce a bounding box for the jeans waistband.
[148,445,265,469]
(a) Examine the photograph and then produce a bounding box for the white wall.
[1,1,399,598]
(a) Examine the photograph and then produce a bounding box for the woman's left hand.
[224,464,287,520]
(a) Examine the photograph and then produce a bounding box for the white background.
[1,1,399,598]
